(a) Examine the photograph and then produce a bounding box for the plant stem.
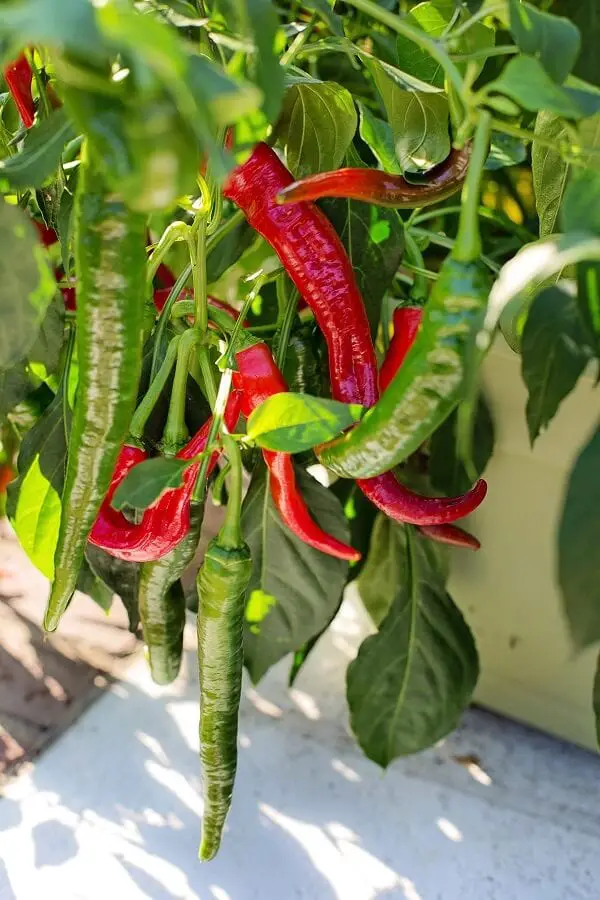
[130,335,181,441]
[274,276,298,368]
[191,216,208,334]
[147,221,189,284]
[446,2,505,41]
[450,45,518,62]
[218,434,245,548]
[341,0,465,99]
[150,266,191,381]
[412,204,536,243]
[409,226,500,273]
[163,329,199,453]
[196,367,234,504]
[281,13,318,66]
[403,231,428,300]
[454,111,491,263]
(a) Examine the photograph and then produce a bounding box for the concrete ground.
[1,589,599,900]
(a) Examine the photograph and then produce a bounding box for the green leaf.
[0,200,56,370]
[485,132,527,171]
[483,232,600,353]
[562,168,600,360]
[0,108,75,189]
[532,112,569,237]
[112,456,190,512]
[301,0,343,36]
[558,424,600,649]
[7,388,67,579]
[242,463,350,682]
[28,295,65,375]
[0,0,105,62]
[247,393,363,452]
[215,0,284,122]
[85,546,141,632]
[508,0,580,84]
[429,396,495,496]
[488,55,587,119]
[76,558,114,613]
[397,0,494,86]
[0,363,33,419]
[348,525,478,766]
[331,479,378,581]
[521,285,591,445]
[579,113,600,172]
[276,81,357,178]
[322,153,404,336]
[187,54,263,126]
[594,651,600,747]
[368,57,450,173]
[357,101,402,174]
[358,514,409,627]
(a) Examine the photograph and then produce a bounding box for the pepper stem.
[274,275,298,369]
[218,434,245,549]
[196,366,233,504]
[453,111,491,263]
[162,329,199,454]
[403,231,428,301]
[130,335,181,441]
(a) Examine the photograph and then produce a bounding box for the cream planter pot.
[448,340,599,752]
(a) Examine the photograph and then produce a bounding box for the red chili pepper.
[35,220,58,247]
[276,145,472,208]
[4,54,35,129]
[379,307,423,393]
[233,342,359,562]
[156,262,176,290]
[417,523,480,551]
[0,463,15,494]
[224,144,487,528]
[224,144,379,407]
[89,393,243,562]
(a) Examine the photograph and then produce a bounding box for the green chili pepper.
[197,436,251,861]
[44,145,146,633]
[138,499,205,685]
[317,114,492,480]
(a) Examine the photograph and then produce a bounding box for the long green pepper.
[197,437,252,861]
[44,146,147,632]
[317,113,492,480]
[138,500,205,685]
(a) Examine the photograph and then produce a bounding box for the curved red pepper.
[4,54,35,129]
[379,307,423,393]
[224,144,487,528]
[417,523,480,551]
[224,144,379,408]
[276,145,472,208]
[89,393,243,562]
[233,342,359,562]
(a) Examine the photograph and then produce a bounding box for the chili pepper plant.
[0,0,598,859]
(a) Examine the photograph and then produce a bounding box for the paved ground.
[1,589,599,900]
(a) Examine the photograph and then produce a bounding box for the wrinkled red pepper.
[4,54,35,129]
[223,144,487,528]
[89,393,243,562]
[233,342,360,561]
[276,145,472,208]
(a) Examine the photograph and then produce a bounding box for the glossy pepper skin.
[233,342,360,561]
[226,145,486,528]
[318,258,492,479]
[223,143,378,408]
[197,538,252,861]
[44,149,147,633]
[276,145,472,208]
[4,54,35,128]
[89,392,243,561]
[379,307,423,393]
[137,500,206,685]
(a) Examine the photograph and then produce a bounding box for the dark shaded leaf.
[276,81,357,179]
[242,462,349,682]
[0,364,33,419]
[508,0,580,84]
[429,396,495,495]
[357,101,402,174]
[112,457,190,512]
[488,56,588,119]
[486,132,527,171]
[76,558,114,613]
[347,525,478,766]
[0,200,56,369]
[558,424,600,649]
[86,546,141,633]
[0,108,75,188]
